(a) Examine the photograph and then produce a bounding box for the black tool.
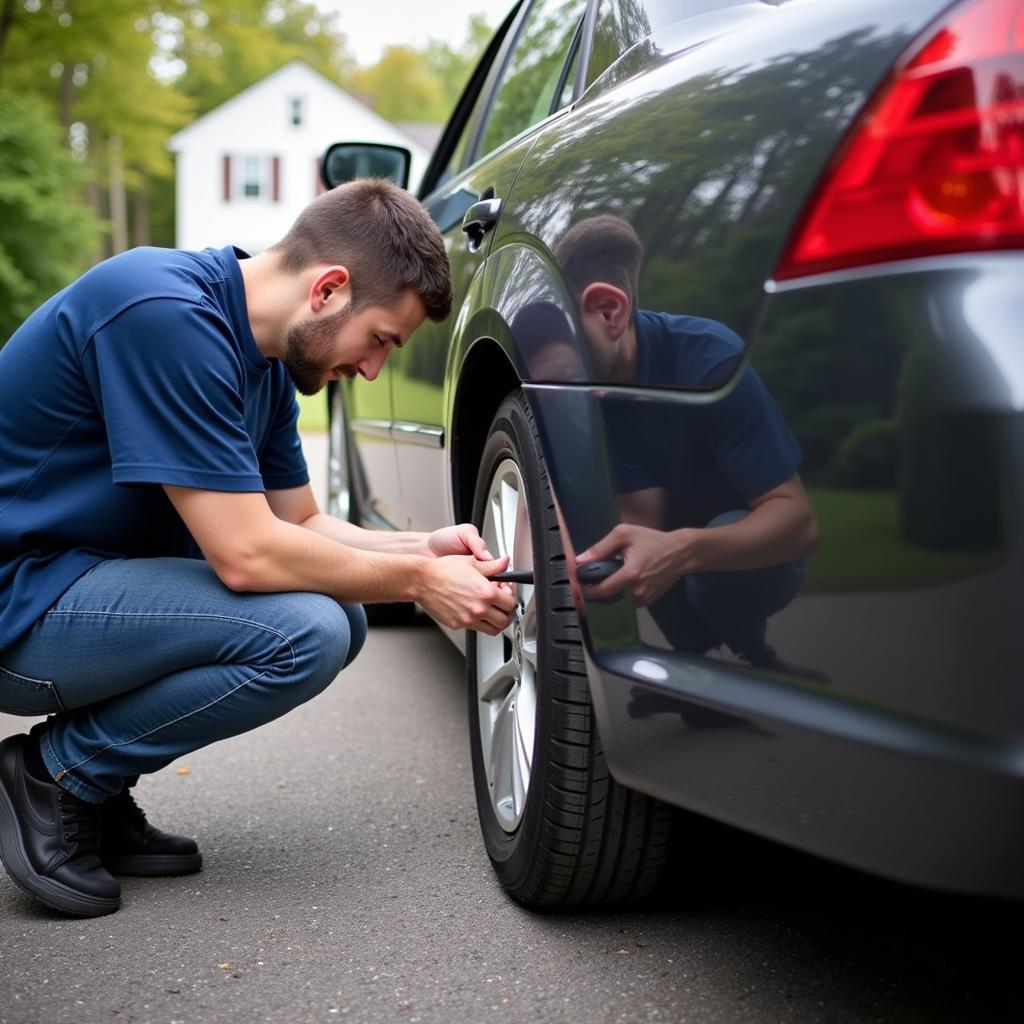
[489,569,535,584]
[490,557,624,586]
[577,557,624,584]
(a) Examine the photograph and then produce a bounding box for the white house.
[168,60,430,254]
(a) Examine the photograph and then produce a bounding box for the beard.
[283,304,355,396]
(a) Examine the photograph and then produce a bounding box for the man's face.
[283,288,426,396]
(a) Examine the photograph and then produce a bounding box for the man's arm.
[579,475,819,606]
[265,484,497,561]
[164,486,514,633]
[265,483,431,554]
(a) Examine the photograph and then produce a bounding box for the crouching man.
[0,179,514,916]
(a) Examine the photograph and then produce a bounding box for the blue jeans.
[650,510,807,658]
[0,558,366,803]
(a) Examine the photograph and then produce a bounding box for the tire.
[327,382,416,626]
[467,391,674,910]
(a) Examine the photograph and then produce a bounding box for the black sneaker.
[0,734,121,916]
[100,786,202,877]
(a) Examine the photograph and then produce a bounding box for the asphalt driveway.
[0,433,1014,1023]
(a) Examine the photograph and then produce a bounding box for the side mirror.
[321,143,411,190]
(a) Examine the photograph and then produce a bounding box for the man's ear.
[580,282,631,338]
[308,265,351,314]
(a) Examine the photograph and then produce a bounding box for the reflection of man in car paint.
[555,215,819,666]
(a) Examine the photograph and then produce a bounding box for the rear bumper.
[585,647,1024,899]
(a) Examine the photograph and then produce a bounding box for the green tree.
[353,44,446,123]
[1,0,194,254]
[0,89,100,342]
[167,0,354,116]
[423,12,492,110]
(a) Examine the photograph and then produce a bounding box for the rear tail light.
[774,0,1024,281]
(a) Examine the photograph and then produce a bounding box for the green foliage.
[478,0,585,156]
[167,0,355,117]
[805,487,1001,591]
[422,13,493,111]
[354,45,447,123]
[833,418,899,488]
[0,89,100,343]
[356,14,494,125]
[0,0,490,266]
[2,0,195,180]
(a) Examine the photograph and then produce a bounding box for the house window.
[289,96,304,127]
[242,155,263,197]
[223,155,281,202]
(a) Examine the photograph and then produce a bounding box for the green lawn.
[297,391,328,432]
[805,487,1002,592]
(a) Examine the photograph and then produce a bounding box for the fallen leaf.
[175,767,191,776]
[218,963,232,970]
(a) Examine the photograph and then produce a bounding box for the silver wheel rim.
[327,386,351,521]
[477,457,538,833]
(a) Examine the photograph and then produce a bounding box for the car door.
[342,350,403,529]
[389,0,589,533]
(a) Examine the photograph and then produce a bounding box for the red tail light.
[774,0,1024,281]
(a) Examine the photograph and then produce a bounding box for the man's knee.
[341,602,367,668]
[263,594,363,706]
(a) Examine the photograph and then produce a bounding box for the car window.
[477,0,588,159]
[585,0,745,88]
[555,28,583,110]
[419,2,525,198]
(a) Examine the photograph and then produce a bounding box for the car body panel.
[337,0,1024,896]
[392,130,545,533]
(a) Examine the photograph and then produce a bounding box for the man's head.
[269,178,452,395]
[554,215,643,381]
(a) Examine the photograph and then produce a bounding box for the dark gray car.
[323,0,1024,908]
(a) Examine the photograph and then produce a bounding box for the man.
[0,178,515,917]
[551,215,818,663]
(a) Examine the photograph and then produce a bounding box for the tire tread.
[471,392,674,911]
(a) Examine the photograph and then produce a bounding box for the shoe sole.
[103,852,203,877]
[0,777,121,917]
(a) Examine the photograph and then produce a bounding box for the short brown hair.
[554,215,643,307]
[271,178,452,322]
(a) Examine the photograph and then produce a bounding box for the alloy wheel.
[476,457,538,833]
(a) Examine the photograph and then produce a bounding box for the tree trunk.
[59,63,76,141]
[108,136,128,254]
[0,0,16,75]
[84,147,108,261]
[132,183,150,248]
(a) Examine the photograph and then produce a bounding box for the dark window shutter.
[222,155,232,202]
[271,156,281,202]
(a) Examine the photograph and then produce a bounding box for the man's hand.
[577,524,699,606]
[422,524,493,560]
[418,554,516,634]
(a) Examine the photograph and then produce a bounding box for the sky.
[314,0,511,65]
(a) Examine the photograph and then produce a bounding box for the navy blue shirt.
[605,310,801,526]
[0,245,307,651]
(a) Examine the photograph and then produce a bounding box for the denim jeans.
[0,558,366,803]
[650,509,807,658]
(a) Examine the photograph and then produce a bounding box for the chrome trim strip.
[391,422,445,449]
[349,418,393,441]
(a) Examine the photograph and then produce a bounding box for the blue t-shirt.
[604,310,801,526]
[0,245,308,651]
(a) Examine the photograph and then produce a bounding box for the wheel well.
[452,340,521,523]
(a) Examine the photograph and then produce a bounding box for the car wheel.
[327,382,416,625]
[468,391,674,909]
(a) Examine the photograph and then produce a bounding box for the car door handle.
[462,197,502,252]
